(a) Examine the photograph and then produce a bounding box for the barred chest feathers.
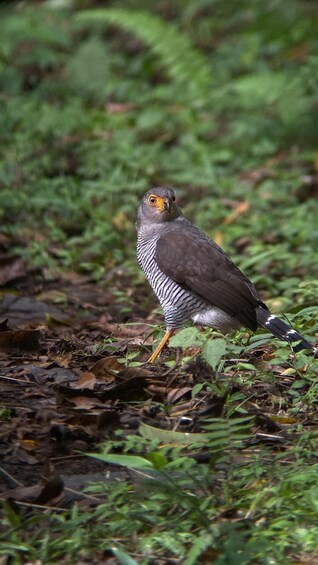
[136,225,239,332]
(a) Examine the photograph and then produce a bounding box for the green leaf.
[236,362,257,371]
[185,533,213,565]
[169,327,203,348]
[146,451,169,470]
[139,422,206,445]
[2,500,21,528]
[191,383,205,397]
[111,547,139,565]
[88,453,154,469]
[202,338,227,370]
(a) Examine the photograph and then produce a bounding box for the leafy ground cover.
[1,1,318,563]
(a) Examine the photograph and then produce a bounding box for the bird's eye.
[148,195,157,206]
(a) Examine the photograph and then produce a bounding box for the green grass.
[1,0,318,563]
[3,428,318,563]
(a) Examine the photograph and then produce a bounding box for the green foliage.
[3,428,318,563]
[66,36,111,103]
[76,8,212,105]
[1,0,318,282]
[202,338,227,371]
[169,326,204,348]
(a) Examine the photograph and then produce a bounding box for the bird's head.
[137,187,181,226]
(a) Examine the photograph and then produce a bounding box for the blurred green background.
[1,0,318,306]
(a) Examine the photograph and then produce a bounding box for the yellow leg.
[148,329,175,363]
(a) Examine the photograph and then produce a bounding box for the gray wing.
[155,225,266,331]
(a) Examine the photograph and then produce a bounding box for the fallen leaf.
[170,401,197,416]
[0,255,27,286]
[73,371,96,390]
[0,295,69,327]
[2,483,43,503]
[167,387,192,404]
[90,356,122,377]
[16,448,41,465]
[54,352,73,368]
[69,396,105,409]
[2,471,64,505]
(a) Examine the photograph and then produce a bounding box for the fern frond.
[75,9,212,103]
[202,416,253,452]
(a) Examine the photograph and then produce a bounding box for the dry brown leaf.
[54,352,73,368]
[69,396,105,409]
[170,401,196,416]
[0,255,27,286]
[147,385,167,396]
[2,473,64,505]
[73,371,96,390]
[270,415,298,425]
[167,387,192,404]
[90,356,153,385]
[96,321,151,339]
[2,482,43,503]
[16,448,41,465]
[90,356,122,377]
[120,365,152,380]
[34,475,64,505]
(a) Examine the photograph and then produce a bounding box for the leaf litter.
[0,248,317,517]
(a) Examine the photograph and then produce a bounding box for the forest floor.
[1,243,316,512]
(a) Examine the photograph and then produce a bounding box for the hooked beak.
[163,198,171,213]
[155,196,173,214]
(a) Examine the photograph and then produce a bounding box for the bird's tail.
[256,307,314,352]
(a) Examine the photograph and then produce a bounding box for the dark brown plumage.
[156,227,266,331]
[136,186,315,362]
